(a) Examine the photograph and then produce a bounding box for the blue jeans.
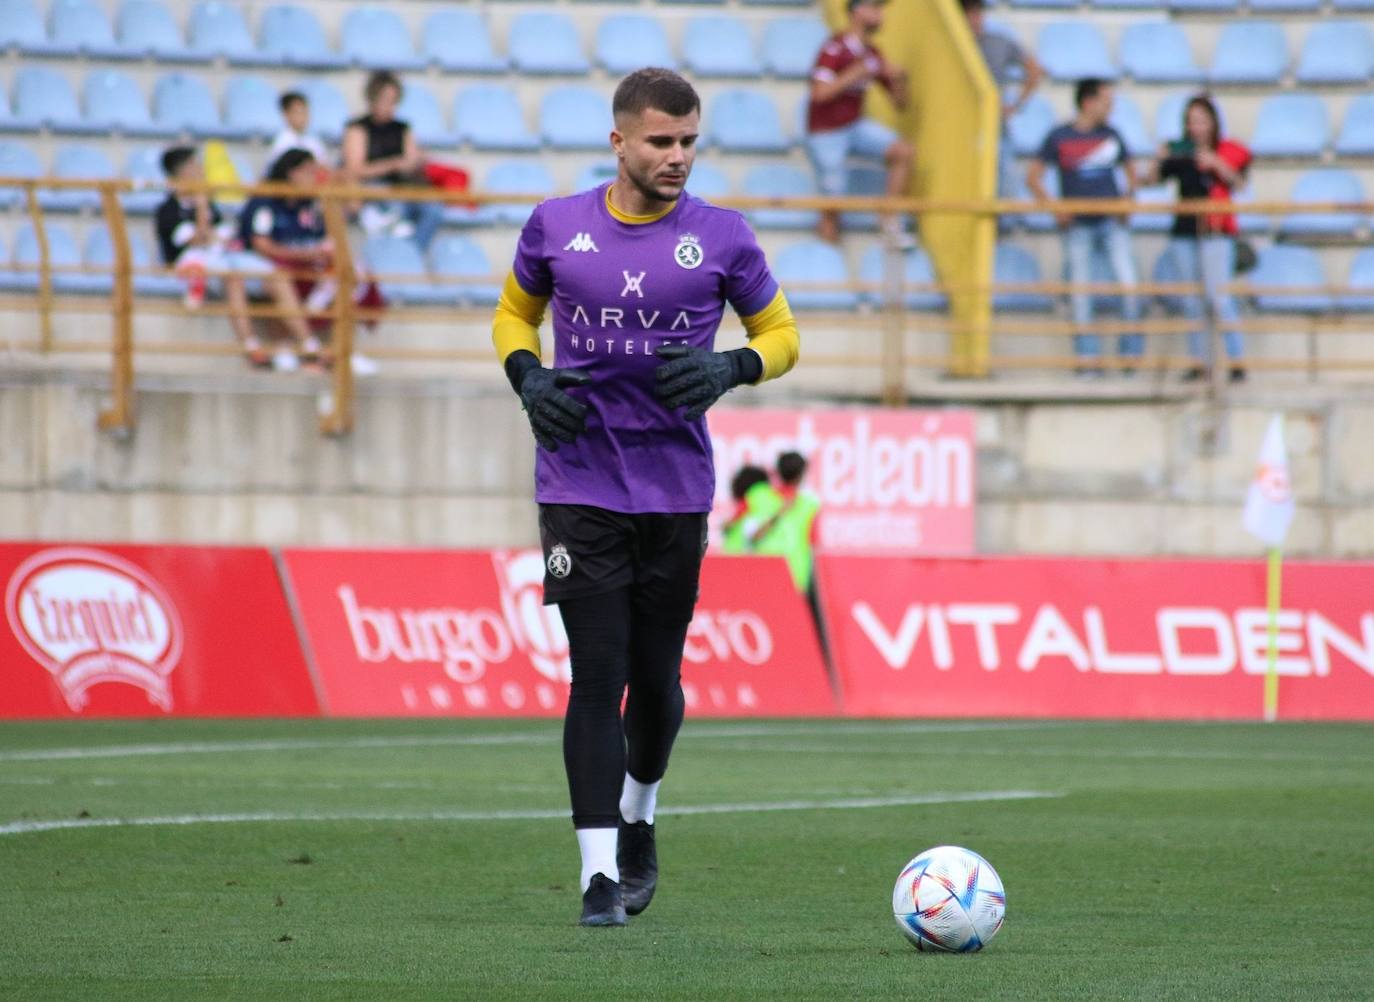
[1167,236,1243,362]
[397,199,443,251]
[1063,219,1142,359]
[805,118,899,195]
[996,133,1022,231]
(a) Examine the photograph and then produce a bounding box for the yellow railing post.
[97,182,136,435]
[24,183,54,352]
[880,241,906,406]
[319,195,358,436]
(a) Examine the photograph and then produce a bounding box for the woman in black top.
[1146,95,1252,381]
[342,70,443,249]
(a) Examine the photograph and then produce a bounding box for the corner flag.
[1242,414,1294,723]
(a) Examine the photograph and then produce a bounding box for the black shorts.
[538,504,708,618]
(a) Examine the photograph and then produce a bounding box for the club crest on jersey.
[546,543,573,579]
[674,233,703,270]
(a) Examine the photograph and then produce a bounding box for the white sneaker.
[272,349,300,373]
[359,204,401,236]
[389,219,416,240]
[305,280,337,313]
[350,352,379,377]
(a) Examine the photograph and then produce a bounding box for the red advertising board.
[0,543,318,718]
[281,548,835,717]
[819,555,1374,720]
[707,407,975,556]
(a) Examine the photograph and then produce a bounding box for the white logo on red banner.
[4,547,183,711]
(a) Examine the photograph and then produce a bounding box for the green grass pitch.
[1,718,1371,1000]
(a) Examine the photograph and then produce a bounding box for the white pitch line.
[0,790,1059,837]
[0,721,1075,764]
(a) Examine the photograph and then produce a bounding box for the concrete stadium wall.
[2,365,1372,558]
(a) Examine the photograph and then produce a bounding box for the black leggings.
[559,587,690,829]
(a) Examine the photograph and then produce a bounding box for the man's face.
[288,160,317,186]
[284,100,310,133]
[965,6,984,34]
[1083,86,1114,126]
[370,84,400,122]
[611,106,699,205]
[176,158,204,183]
[853,1,885,35]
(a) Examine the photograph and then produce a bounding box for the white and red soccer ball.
[892,845,1006,953]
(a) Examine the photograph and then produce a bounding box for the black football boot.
[579,873,627,927]
[618,818,658,916]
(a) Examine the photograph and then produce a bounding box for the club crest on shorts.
[674,233,703,270]
[546,543,573,579]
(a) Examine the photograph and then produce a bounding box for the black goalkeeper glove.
[506,350,590,452]
[654,345,762,420]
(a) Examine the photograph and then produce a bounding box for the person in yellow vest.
[720,465,779,554]
[755,451,821,593]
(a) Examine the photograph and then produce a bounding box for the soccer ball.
[892,845,1006,953]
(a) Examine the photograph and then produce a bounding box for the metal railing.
[1,176,1371,435]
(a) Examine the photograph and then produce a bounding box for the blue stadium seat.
[429,235,499,307]
[1118,22,1202,84]
[772,241,857,311]
[115,0,199,62]
[596,16,674,74]
[1335,94,1374,157]
[42,0,119,57]
[341,7,424,71]
[1108,94,1152,157]
[1010,0,1075,7]
[683,17,760,78]
[508,13,589,75]
[761,18,829,79]
[1,0,47,53]
[708,89,789,153]
[13,66,92,134]
[1037,22,1116,81]
[1340,248,1374,312]
[455,86,537,151]
[540,87,611,151]
[365,235,451,306]
[839,165,884,232]
[85,226,181,297]
[1247,245,1331,313]
[223,76,279,141]
[12,223,102,294]
[257,5,346,70]
[1333,0,1374,9]
[0,140,43,209]
[574,161,618,192]
[660,0,724,8]
[473,159,554,226]
[152,72,224,138]
[39,144,115,212]
[120,147,165,214]
[1250,0,1320,10]
[1209,22,1287,85]
[741,0,809,8]
[293,79,349,143]
[1006,94,1056,157]
[187,2,258,64]
[1281,169,1366,237]
[1131,184,1175,234]
[397,82,457,149]
[1295,23,1374,85]
[993,244,1053,312]
[85,69,165,136]
[743,164,818,231]
[422,9,505,73]
[686,161,729,200]
[858,245,946,311]
[1170,0,1239,10]
[1250,95,1329,158]
[0,233,12,292]
[0,83,12,131]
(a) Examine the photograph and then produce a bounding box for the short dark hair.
[1074,78,1110,109]
[731,465,770,502]
[612,68,700,122]
[160,145,196,178]
[365,70,402,104]
[279,90,307,113]
[777,452,808,486]
[267,147,316,182]
[961,0,985,10]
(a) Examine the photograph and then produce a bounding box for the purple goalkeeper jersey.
[511,183,780,514]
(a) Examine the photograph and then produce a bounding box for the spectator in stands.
[342,70,442,250]
[268,91,328,167]
[1145,95,1251,383]
[804,0,914,247]
[720,465,775,554]
[153,145,279,369]
[766,451,822,596]
[1027,79,1142,376]
[961,0,1043,222]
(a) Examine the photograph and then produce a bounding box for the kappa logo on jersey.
[546,543,573,579]
[620,270,646,298]
[674,233,703,270]
[563,232,600,253]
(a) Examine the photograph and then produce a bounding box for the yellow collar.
[604,184,676,225]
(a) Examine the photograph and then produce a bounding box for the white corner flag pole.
[1242,414,1295,724]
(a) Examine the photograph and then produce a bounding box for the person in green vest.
[720,465,781,554]
[755,451,821,594]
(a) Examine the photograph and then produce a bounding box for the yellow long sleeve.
[491,271,550,364]
[739,289,800,382]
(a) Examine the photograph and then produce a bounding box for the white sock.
[619,774,661,825]
[576,827,619,892]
